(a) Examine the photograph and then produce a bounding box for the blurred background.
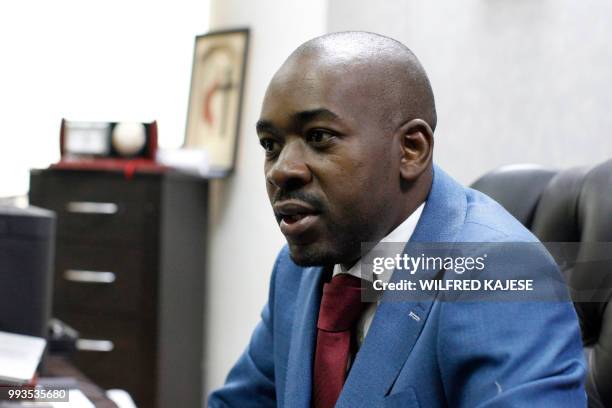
[1,0,612,402]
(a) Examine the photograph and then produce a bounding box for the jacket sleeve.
[207,254,281,408]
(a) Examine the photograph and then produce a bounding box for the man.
[209,32,586,407]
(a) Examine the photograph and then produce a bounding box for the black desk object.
[30,168,207,408]
[0,205,55,338]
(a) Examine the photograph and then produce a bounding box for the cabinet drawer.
[30,170,159,247]
[57,203,155,247]
[32,169,156,203]
[54,245,156,317]
[54,311,155,408]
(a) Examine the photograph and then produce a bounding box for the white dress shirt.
[332,202,425,348]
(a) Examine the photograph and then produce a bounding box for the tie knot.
[317,274,368,332]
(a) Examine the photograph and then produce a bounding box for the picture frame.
[184,28,250,177]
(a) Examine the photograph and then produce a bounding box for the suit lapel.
[337,297,436,407]
[283,265,327,408]
[337,165,468,407]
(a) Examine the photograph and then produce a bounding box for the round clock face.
[112,122,147,157]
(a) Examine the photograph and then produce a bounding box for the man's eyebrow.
[255,120,278,135]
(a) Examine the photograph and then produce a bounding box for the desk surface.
[41,355,118,408]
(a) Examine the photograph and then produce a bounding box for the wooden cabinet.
[30,168,207,408]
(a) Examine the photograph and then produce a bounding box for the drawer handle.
[66,201,118,215]
[64,269,116,284]
[76,339,114,352]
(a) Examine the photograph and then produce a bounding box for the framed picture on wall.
[184,28,249,176]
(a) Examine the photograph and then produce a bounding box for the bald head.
[273,31,437,132]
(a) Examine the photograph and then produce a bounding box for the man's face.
[257,56,401,266]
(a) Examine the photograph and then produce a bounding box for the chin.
[287,241,356,267]
[287,242,337,266]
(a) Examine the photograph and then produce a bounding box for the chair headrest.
[531,166,589,241]
[579,158,612,242]
[470,164,557,228]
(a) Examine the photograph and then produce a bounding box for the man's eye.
[306,129,334,144]
[259,138,278,153]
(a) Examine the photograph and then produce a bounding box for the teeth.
[284,214,305,222]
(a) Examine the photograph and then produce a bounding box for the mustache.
[272,190,326,213]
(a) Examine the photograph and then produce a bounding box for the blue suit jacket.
[209,166,587,407]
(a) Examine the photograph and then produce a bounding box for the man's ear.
[397,118,434,181]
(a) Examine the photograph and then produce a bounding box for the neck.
[390,165,432,234]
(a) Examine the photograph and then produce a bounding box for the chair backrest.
[471,159,612,407]
[470,164,558,228]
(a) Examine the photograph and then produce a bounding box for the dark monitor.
[0,205,55,338]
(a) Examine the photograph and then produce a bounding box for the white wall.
[327,0,612,184]
[0,0,209,198]
[204,0,327,393]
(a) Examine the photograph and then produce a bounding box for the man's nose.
[266,140,312,190]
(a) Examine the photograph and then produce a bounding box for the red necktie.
[312,274,368,408]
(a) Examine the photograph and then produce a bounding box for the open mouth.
[281,213,310,224]
[273,200,321,238]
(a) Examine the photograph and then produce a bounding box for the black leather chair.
[471,159,612,408]
[471,164,558,229]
